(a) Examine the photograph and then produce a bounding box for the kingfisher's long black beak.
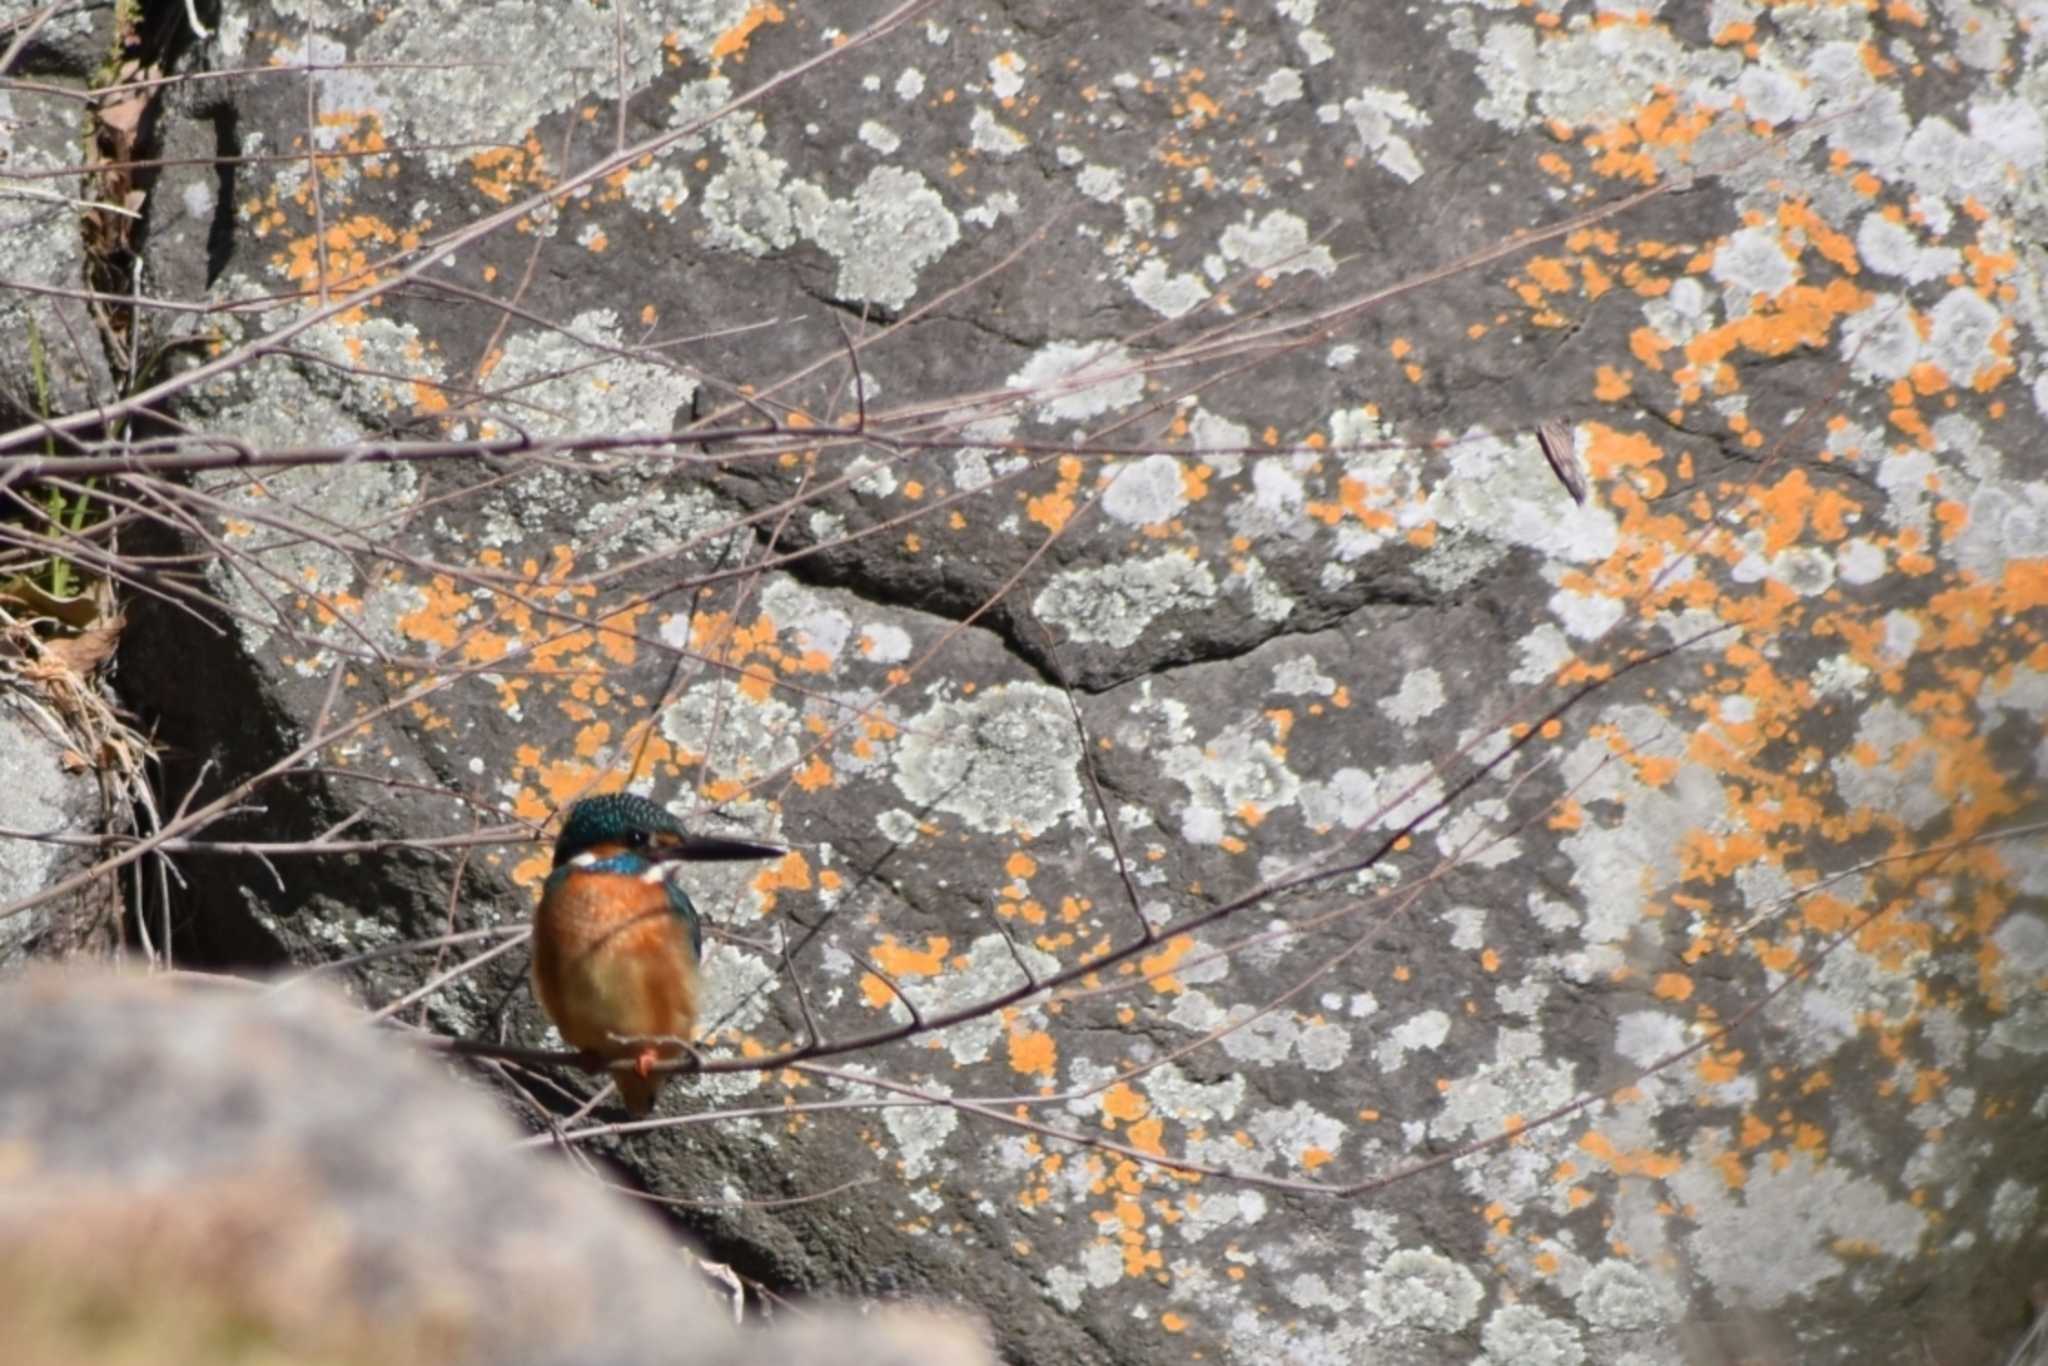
[651,832,787,863]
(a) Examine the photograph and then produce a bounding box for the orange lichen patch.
[1593,365,1633,400]
[1577,1131,1683,1180]
[1777,198,1859,273]
[587,603,649,664]
[396,575,472,647]
[1006,851,1039,879]
[1908,361,1950,397]
[572,721,610,758]
[467,135,551,205]
[1008,1024,1056,1079]
[710,1,783,61]
[1678,829,1768,884]
[1744,466,1826,557]
[1525,257,1574,295]
[751,853,813,911]
[1138,935,1196,993]
[1711,1149,1748,1190]
[1652,973,1693,1002]
[1160,1312,1187,1334]
[871,933,951,978]
[1126,1116,1165,1157]
[1682,279,1870,393]
[1754,939,1800,974]
[1632,754,1679,787]
[1027,455,1085,533]
[1102,1081,1149,1124]
[1696,1048,1744,1086]
[500,841,551,891]
[519,751,605,812]
[1630,325,1673,367]
[1300,1146,1334,1171]
[736,662,778,702]
[793,753,834,792]
[278,213,404,294]
[699,777,746,804]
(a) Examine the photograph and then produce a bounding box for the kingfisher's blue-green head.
[551,794,786,870]
[552,794,683,868]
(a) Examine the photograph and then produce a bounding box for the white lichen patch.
[1709,225,1800,303]
[1008,341,1146,424]
[1828,700,1946,831]
[1479,1303,1585,1366]
[1126,258,1212,318]
[987,51,1026,100]
[1374,1008,1451,1072]
[1161,715,1301,842]
[660,678,801,785]
[1432,429,1620,565]
[853,621,913,666]
[1377,667,1446,724]
[1101,454,1193,526]
[1572,1257,1673,1331]
[879,1079,960,1179]
[479,309,695,437]
[793,165,961,311]
[1247,1100,1346,1174]
[1033,553,1217,649]
[1212,209,1335,280]
[1298,762,1446,835]
[891,683,1083,837]
[693,937,780,1035]
[1261,68,1304,106]
[571,482,744,569]
[1669,1144,1926,1307]
[1361,1248,1484,1332]
[969,106,1028,156]
[1142,1064,1247,1124]
[857,119,901,154]
[1335,88,1431,182]
[1432,1030,1581,1151]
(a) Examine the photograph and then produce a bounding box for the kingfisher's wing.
[665,883,704,961]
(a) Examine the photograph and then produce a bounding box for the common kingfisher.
[532,793,782,1114]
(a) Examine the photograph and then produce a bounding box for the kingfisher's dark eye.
[626,829,648,846]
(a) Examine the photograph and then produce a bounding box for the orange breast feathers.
[530,866,700,1114]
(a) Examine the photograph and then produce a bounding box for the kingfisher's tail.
[615,1067,663,1116]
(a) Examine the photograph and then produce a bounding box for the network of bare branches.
[0,0,2036,1306]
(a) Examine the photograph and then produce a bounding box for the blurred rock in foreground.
[0,970,991,1366]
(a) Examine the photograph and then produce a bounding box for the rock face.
[0,971,992,1366]
[2,2,2046,1364]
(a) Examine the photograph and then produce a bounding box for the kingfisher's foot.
[635,1045,660,1079]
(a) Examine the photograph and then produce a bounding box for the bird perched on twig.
[531,793,783,1114]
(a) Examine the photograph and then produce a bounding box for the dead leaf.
[1535,419,1587,505]
[38,614,123,679]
